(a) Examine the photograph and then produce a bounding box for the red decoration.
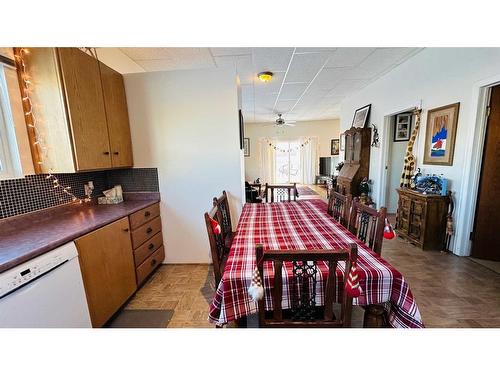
[383,218,395,240]
[210,217,221,235]
[345,260,361,298]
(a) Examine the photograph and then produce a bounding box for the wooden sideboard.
[337,126,371,196]
[395,188,450,251]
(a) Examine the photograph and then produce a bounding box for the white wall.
[340,48,500,255]
[124,67,244,263]
[244,119,340,182]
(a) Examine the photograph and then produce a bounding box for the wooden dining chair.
[213,190,236,251]
[204,207,228,287]
[264,183,297,202]
[255,243,357,328]
[347,198,387,255]
[327,190,352,227]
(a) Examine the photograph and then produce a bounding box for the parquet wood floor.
[122,185,500,328]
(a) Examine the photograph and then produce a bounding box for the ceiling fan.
[274,113,296,127]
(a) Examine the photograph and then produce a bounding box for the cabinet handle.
[123,228,129,232]
[146,227,153,234]
[148,243,155,250]
[103,151,110,155]
[151,259,157,267]
[113,151,119,155]
[144,211,151,217]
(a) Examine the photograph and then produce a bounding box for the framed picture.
[331,139,339,155]
[243,138,250,157]
[351,104,371,128]
[423,102,460,166]
[339,133,345,151]
[394,113,412,142]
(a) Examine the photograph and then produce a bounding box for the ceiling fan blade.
[285,123,296,127]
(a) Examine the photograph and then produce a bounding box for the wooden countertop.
[0,193,160,273]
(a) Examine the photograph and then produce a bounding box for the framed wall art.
[331,139,339,155]
[423,103,460,165]
[351,104,371,128]
[243,137,250,157]
[394,113,412,142]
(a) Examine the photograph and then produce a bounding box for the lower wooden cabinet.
[395,188,450,251]
[75,217,137,327]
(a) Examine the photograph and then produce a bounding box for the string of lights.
[15,48,90,204]
[264,137,313,152]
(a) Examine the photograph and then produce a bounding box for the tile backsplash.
[0,168,159,219]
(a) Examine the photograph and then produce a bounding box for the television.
[319,157,332,176]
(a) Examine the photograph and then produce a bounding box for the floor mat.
[296,186,318,196]
[108,309,174,328]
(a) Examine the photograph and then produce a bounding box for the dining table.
[208,199,424,328]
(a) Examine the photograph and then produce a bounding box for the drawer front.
[129,203,160,230]
[131,216,162,248]
[134,232,163,266]
[136,246,165,285]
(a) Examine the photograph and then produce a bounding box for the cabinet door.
[353,131,362,161]
[58,48,112,171]
[99,62,134,168]
[75,217,136,327]
[344,133,354,161]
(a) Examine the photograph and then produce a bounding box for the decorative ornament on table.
[383,218,396,240]
[248,267,264,302]
[345,260,362,298]
[209,217,221,235]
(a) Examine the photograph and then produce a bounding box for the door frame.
[378,106,417,210]
[456,74,500,256]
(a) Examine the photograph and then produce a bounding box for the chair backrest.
[204,207,226,286]
[327,190,352,227]
[256,243,357,328]
[213,190,233,241]
[265,183,297,202]
[347,198,387,255]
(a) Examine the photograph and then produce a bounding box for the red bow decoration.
[383,218,395,240]
[210,217,221,235]
[345,260,361,298]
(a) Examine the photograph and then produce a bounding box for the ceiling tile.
[120,47,215,71]
[279,83,308,100]
[295,47,337,53]
[252,47,294,72]
[285,52,332,83]
[325,48,375,68]
[358,48,417,72]
[275,100,297,114]
[210,47,253,56]
[310,67,351,90]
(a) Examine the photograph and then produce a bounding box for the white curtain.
[259,138,276,184]
[300,136,319,184]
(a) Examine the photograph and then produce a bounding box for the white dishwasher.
[0,241,92,328]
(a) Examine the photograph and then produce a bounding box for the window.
[275,140,301,183]
[0,62,23,180]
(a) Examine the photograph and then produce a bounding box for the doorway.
[384,111,415,214]
[471,85,500,260]
[274,140,300,183]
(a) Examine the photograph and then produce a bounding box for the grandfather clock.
[336,126,371,196]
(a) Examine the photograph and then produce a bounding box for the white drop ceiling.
[97,47,422,123]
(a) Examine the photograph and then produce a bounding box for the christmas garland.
[263,137,312,153]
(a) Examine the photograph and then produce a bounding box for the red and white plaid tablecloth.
[208,199,423,328]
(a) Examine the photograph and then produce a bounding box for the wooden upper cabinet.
[75,217,137,327]
[57,48,112,171]
[99,62,133,168]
